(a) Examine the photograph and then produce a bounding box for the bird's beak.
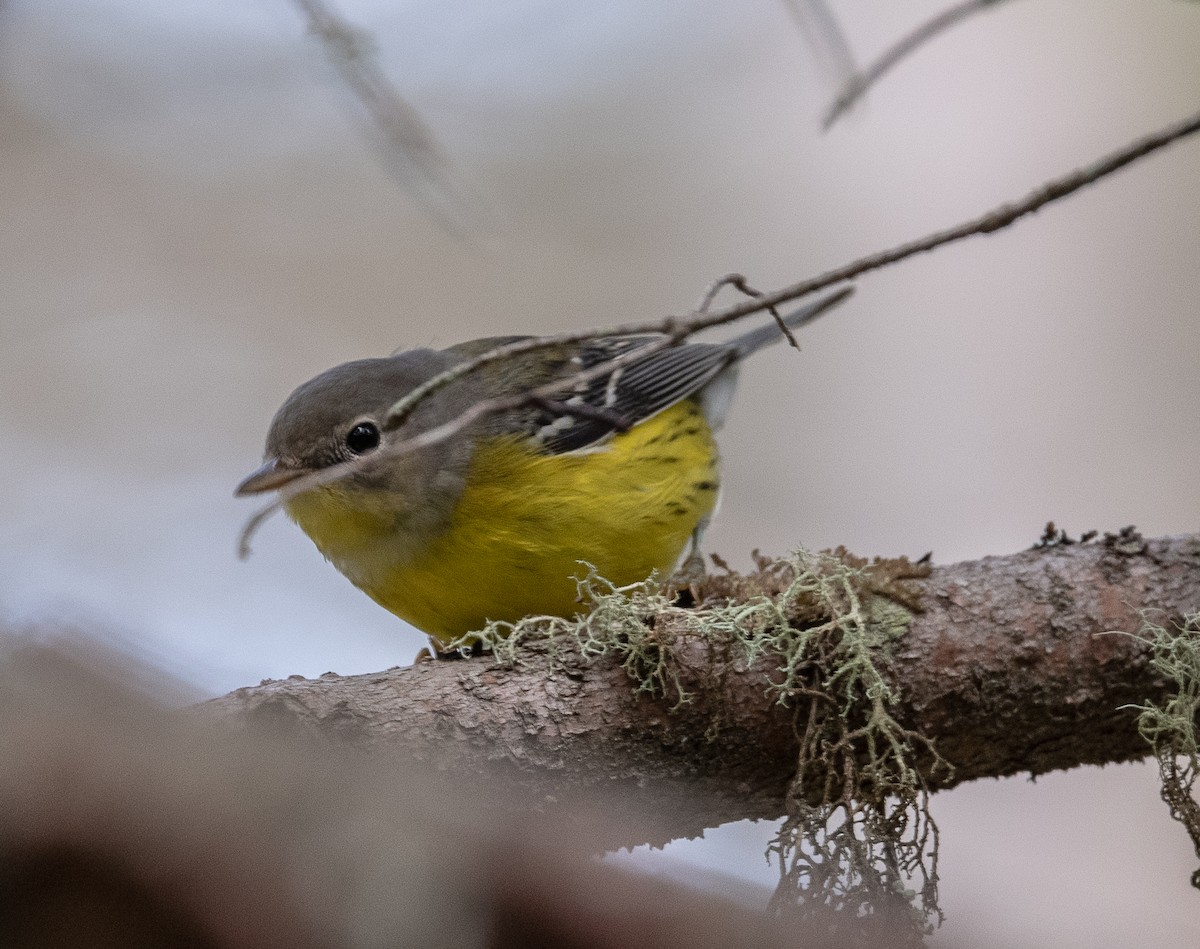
[234,458,307,497]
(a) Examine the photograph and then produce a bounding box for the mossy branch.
[202,532,1200,855]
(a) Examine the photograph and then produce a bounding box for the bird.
[236,288,851,646]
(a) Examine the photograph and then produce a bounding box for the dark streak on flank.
[667,425,703,442]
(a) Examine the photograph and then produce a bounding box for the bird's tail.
[728,285,854,359]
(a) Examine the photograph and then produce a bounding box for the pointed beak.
[234,458,308,497]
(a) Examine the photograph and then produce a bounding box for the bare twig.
[696,273,798,350]
[383,105,1200,439]
[823,0,1021,128]
[735,275,798,350]
[238,107,1200,555]
[696,273,753,314]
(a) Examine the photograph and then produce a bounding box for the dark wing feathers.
[526,290,854,452]
[434,289,851,456]
[532,337,735,454]
[607,342,732,414]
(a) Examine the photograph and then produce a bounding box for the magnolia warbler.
[236,288,850,645]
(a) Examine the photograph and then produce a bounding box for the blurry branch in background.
[237,104,1200,555]
[291,0,482,236]
[817,0,1022,128]
[778,0,859,101]
[0,643,919,949]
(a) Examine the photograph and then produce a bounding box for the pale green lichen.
[447,566,688,700]
[754,550,946,942]
[1125,610,1200,889]
[451,547,945,936]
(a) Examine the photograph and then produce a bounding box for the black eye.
[345,421,381,455]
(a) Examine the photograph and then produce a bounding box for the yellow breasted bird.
[236,289,850,645]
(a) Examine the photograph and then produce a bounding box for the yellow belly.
[288,399,720,643]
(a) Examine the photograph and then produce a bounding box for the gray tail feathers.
[728,285,854,359]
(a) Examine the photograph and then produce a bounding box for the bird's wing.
[529,336,735,454]
[438,291,851,454]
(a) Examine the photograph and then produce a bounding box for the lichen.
[450,547,946,937]
[755,550,947,945]
[1125,611,1200,889]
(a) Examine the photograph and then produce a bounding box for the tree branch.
[201,531,1200,847]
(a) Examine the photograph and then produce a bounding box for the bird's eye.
[345,421,381,455]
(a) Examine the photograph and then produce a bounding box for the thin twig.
[238,107,1200,555]
[364,102,1200,442]
[737,276,797,351]
[695,273,797,347]
[696,273,751,314]
[824,0,1020,129]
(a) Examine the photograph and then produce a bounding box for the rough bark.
[200,532,1200,845]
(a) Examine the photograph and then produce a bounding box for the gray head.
[235,348,473,499]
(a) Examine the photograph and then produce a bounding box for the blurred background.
[1,0,1198,945]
